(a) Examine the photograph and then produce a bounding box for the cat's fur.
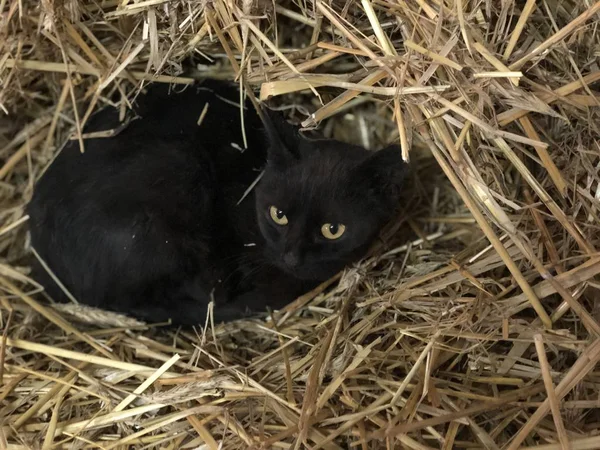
[27,80,408,325]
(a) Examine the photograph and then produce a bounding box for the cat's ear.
[261,106,303,168]
[354,144,409,203]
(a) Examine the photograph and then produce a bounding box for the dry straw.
[1,0,600,449]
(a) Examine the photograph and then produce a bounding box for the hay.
[1,0,600,448]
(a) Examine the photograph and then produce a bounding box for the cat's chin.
[275,263,339,282]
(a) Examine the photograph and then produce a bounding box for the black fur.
[27,80,408,325]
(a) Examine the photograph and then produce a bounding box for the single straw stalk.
[533,334,572,450]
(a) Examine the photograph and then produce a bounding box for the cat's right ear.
[261,106,303,168]
[353,144,409,204]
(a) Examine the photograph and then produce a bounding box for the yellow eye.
[321,223,346,240]
[269,206,288,225]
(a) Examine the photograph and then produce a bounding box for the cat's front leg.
[231,276,317,318]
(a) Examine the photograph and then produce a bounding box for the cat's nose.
[283,251,300,268]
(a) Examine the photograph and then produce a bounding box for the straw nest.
[2,0,600,448]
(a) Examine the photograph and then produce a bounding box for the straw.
[2,0,600,448]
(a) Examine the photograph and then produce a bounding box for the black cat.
[27,80,408,325]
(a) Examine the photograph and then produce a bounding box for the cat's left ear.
[354,144,409,203]
[261,106,303,168]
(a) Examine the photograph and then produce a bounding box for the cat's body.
[27,80,407,325]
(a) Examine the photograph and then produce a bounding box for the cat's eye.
[269,206,288,225]
[321,223,346,240]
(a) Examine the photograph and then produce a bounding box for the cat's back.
[36,81,262,182]
[29,80,265,219]
[27,80,265,315]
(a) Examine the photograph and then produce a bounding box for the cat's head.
[254,109,409,281]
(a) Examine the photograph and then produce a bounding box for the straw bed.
[2,0,600,448]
